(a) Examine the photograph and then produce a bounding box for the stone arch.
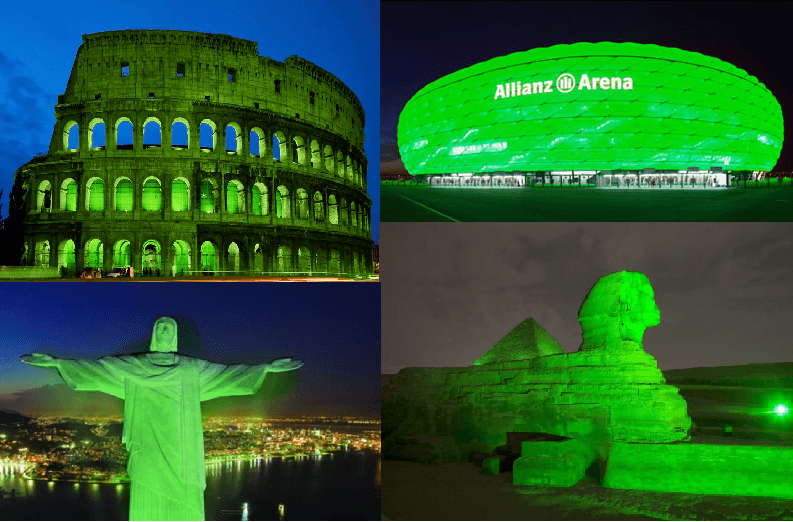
[60,178,78,212]
[114,177,134,211]
[115,117,134,149]
[84,238,103,269]
[113,239,131,267]
[58,239,76,271]
[313,191,324,222]
[172,177,190,212]
[250,127,265,157]
[277,244,292,272]
[328,195,338,225]
[143,116,162,148]
[227,242,240,272]
[336,150,344,177]
[253,243,265,272]
[358,205,363,230]
[142,176,162,212]
[314,246,327,272]
[142,240,162,274]
[86,177,104,211]
[276,185,291,218]
[295,188,309,220]
[225,122,242,155]
[200,240,218,273]
[310,140,321,168]
[62,120,79,152]
[353,251,360,276]
[297,245,311,273]
[171,117,190,149]
[88,118,106,150]
[37,180,53,213]
[324,145,334,172]
[252,182,268,216]
[346,155,353,181]
[351,201,357,228]
[172,239,191,276]
[200,178,219,213]
[273,131,287,162]
[293,136,307,165]
[35,240,51,267]
[226,179,245,214]
[200,119,217,152]
[340,198,348,226]
[329,248,341,274]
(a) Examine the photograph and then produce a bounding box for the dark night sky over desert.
[381,1,793,176]
[382,222,793,374]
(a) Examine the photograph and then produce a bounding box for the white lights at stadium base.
[429,174,525,188]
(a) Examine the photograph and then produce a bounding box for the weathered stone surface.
[513,439,587,487]
[578,271,660,353]
[382,271,691,466]
[473,317,564,365]
[8,30,373,277]
[603,442,793,499]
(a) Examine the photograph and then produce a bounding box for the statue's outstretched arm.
[20,353,58,367]
[199,357,304,402]
[21,353,126,399]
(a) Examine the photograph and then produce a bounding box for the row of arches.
[33,176,371,231]
[61,117,366,188]
[32,238,370,276]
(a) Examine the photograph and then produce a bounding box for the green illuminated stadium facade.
[398,42,784,188]
[11,30,372,276]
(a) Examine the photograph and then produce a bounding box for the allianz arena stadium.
[398,42,784,188]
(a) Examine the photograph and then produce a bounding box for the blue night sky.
[0,283,380,417]
[0,0,379,243]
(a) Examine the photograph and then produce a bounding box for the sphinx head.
[150,316,178,353]
[578,271,660,352]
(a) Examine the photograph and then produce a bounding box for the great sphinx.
[382,270,691,468]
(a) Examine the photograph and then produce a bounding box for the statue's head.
[578,271,660,352]
[150,316,178,353]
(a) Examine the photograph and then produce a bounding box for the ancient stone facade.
[383,271,692,462]
[11,30,372,276]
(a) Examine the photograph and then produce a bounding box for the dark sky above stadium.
[382,222,793,374]
[0,283,380,417]
[0,0,379,243]
[381,1,793,177]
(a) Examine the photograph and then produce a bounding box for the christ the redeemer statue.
[20,316,304,521]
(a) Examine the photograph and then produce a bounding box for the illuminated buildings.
[398,42,784,188]
[10,30,373,275]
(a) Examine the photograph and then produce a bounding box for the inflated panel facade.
[398,42,783,174]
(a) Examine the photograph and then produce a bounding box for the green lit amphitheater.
[398,42,784,188]
[10,30,373,277]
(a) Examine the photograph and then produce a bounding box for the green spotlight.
[774,404,788,416]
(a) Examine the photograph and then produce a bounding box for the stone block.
[513,451,586,487]
[482,456,502,474]
[603,442,793,499]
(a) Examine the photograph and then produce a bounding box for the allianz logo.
[494,73,634,99]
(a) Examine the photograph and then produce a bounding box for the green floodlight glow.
[20,316,304,521]
[774,404,789,416]
[398,42,784,175]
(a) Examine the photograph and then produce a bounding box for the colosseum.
[10,30,373,277]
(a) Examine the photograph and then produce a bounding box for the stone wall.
[604,442,793,498]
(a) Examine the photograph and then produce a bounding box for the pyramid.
[473,318,565,365]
